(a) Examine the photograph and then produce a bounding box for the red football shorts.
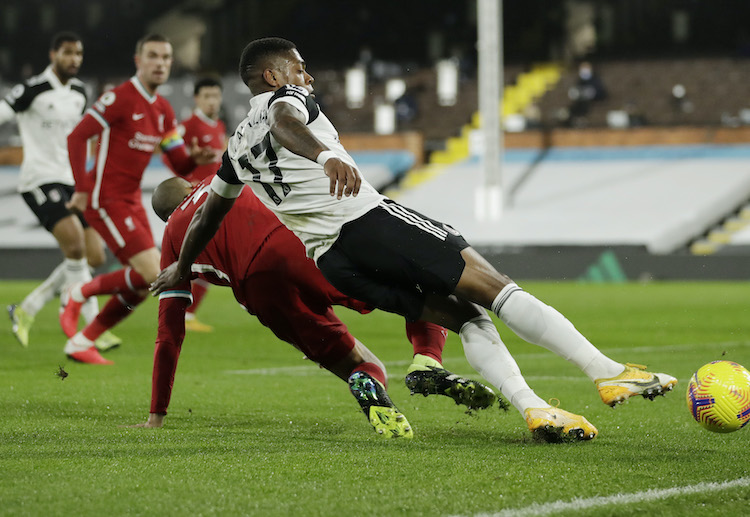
[85,200,154,264]
[237,228,372,365]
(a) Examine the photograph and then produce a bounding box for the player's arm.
[66,113,105,212]
[150,154,239,295]
[129,290,191,428]
[161,131,219,176]
[130,228,193,428]
[268,100,361,200]
[0,80,32,125]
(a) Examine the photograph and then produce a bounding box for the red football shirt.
[177,110,226,182]
[151,178,286,414]
[68,76,194,208]
[159,179,284,298]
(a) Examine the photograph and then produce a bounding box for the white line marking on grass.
[461,477,750,517]
[224,340,750,376]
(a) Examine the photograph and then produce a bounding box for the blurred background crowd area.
[2,0,750,157]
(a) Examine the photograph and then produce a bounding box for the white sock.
[80,297,99,324]
[63,257,97,320]
[64,332,94,354]
[20,262,67,316]
[492,284,624,381]
[63,257,91,285]
[459,313,550,414]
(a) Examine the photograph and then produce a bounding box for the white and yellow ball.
[686,360,750,433]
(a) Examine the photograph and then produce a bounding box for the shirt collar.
[130,76,157,104]
[194,108,218,127]
[43,65,66,90]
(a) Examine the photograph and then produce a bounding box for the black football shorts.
[317,199,469,321]
[21,183,89,232]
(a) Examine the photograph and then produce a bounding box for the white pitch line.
[224,340,750,376]
[460,477,750,517]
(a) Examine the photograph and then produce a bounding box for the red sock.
[186,279,209,315]
[406,321,447,363]
[81,267,149,298]
[352,362,387,389]
[82,291,146,341]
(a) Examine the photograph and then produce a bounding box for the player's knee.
[59,240,85,260]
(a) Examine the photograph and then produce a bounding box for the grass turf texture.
[2,280,749,516]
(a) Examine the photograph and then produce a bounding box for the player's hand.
[150,262,187,296]
[324,159,361,199]
[66,191,88,214]
[189,136,221,165]
[123,413,165,428]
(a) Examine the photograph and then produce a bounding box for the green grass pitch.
[2,280,749,516]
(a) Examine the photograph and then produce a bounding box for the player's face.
[50,41,83,82]
[135,41,173,90]
[194,86,222,118]
[275,49,314,93]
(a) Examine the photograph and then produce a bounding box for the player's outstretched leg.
[348,371,413,439]
[404,354,506,411]
[595,363,678,407]
[8,304,34,347]
[524,406,598,443]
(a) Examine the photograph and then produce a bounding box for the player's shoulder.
[68,77,87,96]
[26,70,51,88]
[3,74,53,112]
[180,112,200,126]
[268,85,319,123]
[269,84,311,105]
[154,94,176,115]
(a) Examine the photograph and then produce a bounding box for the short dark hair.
[135,33,171,55]
[238,37,297,88]
[194,77,223,96]
[152,177,192,222]
[50,32,81,51]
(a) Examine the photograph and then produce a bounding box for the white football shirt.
[0,66,87,192]
[214,85,384,262]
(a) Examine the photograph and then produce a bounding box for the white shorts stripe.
[97,207,126,248]
[379,200,448,240]
[390,203,448,240]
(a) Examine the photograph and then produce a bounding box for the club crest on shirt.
[94,91,116,112]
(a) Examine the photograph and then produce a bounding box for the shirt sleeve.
[211,152,244,199]
[2,82,33,114]
[67,113,104,193]
[268,85,320,124]
[150,293,191,414]
[87,89,123,128]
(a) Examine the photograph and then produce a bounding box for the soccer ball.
[686,360,750,433]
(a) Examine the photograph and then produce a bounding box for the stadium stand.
[4,55,750,278]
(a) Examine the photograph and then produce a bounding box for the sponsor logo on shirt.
[128,131,162,152]
[132,113,145,121]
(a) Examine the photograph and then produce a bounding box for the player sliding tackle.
[151,37,678,442]
[134,176,499,437]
